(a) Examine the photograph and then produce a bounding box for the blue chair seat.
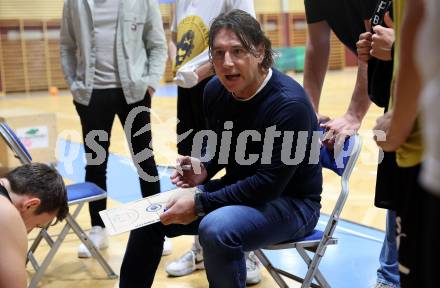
[272,230,324,246]
[67,182,107,203]
[296,229,324,242]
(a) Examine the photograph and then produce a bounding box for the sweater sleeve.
[199,100,314,213]
[60,0,77,88]
[143,0,168,91]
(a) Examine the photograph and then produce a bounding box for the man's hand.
[357,32,373,62]
[171,156,208,188]
[160,193,197,225]
[317,113,331,124]
[321,113,361,148]
[373,111,401,151]
[371,25,395,61]
[147,86,155,97]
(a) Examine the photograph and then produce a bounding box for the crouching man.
[0,163,68,288]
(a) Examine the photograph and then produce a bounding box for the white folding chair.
[0,121,117,288]
[255,133,362,288]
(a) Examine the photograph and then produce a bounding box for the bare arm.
[0,205,27,288]
[343,61,371,124]
[321,61,370,146]
[375,0,424,151]
[321,20,372,139]
[303,21,331,112]
[168,31,177,62]
[195,61,214,82]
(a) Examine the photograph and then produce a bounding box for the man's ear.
[22,197,41,211]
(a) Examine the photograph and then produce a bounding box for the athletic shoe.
[374,282,398,288]
[162,236,173,256]
[245,251,262,285]
[77,226,109,258]
[165,242,204,276]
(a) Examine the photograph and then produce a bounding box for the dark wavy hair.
[6,163,68,222]
[208,9,274,70]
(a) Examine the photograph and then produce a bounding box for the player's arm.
[377,0,424,151]
[320,20,372,139]
[0,207,27,288]
[342,60,371,125]
[168,32,177,63]
[195,61,214,82]
[303,20,331,112]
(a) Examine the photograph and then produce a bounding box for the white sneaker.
[162,237,173,256]
[245,252,261,285]
[166,241,261,285]
[374,282,397,288]
[77,226,109,258]
[165,241,204,276]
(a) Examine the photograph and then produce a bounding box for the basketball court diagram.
[100,187,196,235]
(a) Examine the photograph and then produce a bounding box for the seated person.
[119,9,322,288]
[0,163,68,288]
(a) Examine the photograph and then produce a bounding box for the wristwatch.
[194,188,205,217]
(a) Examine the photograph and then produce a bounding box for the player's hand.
[357,32,373,62]
[320,113,360,150]
[317,113,331,124]
[371,24,394,61]
[160,193,197,225]
[170,156,208,188]
[373,110,400,151]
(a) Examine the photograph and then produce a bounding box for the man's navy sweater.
[199,69,322,213]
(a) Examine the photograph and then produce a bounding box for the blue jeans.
[377,210,400,287]
[119,196,320,288]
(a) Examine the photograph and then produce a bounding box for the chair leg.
[65,213,118,279]
[69,201,114,269]
[28,207,117,287]
[26,228,46,265]
[255,250,290,288]
[28,220,73,288]
[297,246,330,288]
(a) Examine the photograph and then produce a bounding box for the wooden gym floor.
[0,67,385,287]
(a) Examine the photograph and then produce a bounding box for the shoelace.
[246,254,258,271]
[375,283,395,288]
[177,250,195,264]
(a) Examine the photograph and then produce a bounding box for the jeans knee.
[198,214,240,252]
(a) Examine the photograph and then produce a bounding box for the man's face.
[22,211,56,233]
[211,28,265,100]
[19,198,57,233]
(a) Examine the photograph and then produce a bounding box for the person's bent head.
[208,9,274,99]
[5,163,68,232]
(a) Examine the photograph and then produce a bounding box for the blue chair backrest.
[0,122,33,162]
[318,129,358,176]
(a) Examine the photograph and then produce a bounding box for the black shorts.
[421,183,440,288]
[176,76,213,156]
[394,163,421,287]
[375,151,398,210]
